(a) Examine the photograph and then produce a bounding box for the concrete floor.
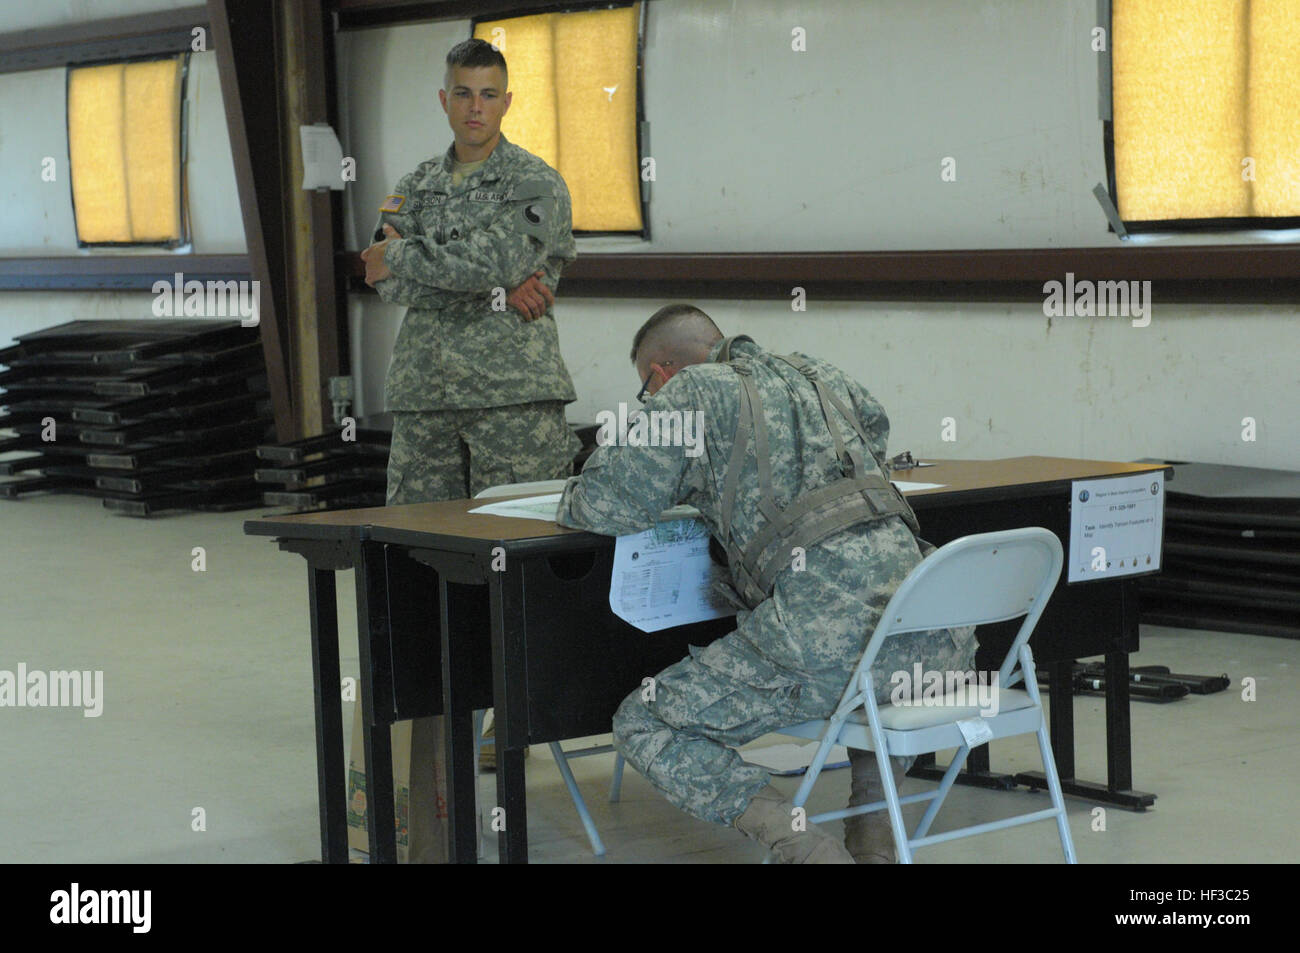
[1,493,1296,863]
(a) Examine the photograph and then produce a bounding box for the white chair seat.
[781,689,1041,756]
[878,687,1035,729]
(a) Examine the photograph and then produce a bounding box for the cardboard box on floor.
[346,704,449,863]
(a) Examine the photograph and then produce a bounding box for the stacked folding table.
[0,319,272,515]
[1138,460,1300,639]
[254,414,391,511]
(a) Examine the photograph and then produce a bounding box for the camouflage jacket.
[374,133,578,411]
[556,337,947,681]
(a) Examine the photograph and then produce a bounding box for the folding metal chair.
[473,481,625,856]
[775,527,1077,863]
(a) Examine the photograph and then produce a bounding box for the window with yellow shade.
[473,4,644,234]
[67,55,188,246]
[1111,0,1300,229]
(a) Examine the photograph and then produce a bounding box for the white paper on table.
[1068,470,1164,583]
[468,491,703,524]
[468,493,563,520]
[299,124,345,191]
[611,518,735,632]
[892,480,945,492]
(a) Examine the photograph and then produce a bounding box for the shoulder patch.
[515,194,558,241]
[379,194,405,212]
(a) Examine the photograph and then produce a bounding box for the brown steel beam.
[332,0,576,30]
[336,246,1300,304]
[208,0,297,441]
[0,5,208,74]
[284,0,348,435]
[0,255,250,291]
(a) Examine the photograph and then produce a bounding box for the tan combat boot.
[843,750,907,863]
[734,785,856,863]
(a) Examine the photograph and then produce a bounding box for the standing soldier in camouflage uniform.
[555,305,976,863]
[361,38,581,504]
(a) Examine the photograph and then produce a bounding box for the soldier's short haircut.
[630,304,722,364]
[444,39,508,89]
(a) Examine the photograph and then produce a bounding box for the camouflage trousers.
[612,622,976,827]
[386,402,581,505]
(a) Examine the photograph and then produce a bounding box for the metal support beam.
[207,0,297,441]
[281,0,348,436]
[0,255,250,291]
[0,6,208,74]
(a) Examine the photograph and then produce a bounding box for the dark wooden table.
[244,455,1170,863]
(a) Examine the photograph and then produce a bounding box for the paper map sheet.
[611,519,736,632]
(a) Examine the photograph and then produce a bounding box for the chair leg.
[549,742,606,857]
[863,709,912,863]
[873,748,913,864]
[1034,722,1077,864]
[791,733,841,809]
[609,753,625,803]
[912,743,971,840]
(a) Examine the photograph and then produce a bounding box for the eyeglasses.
[636,362,671,403]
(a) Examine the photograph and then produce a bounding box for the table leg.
[307,566,347,863]
[355,540,398,863]
[1047,660,1076,781]
[440,577,478,864]
[1105,650,1132,791]
[489,567,529,864]
[1099,580,1155,807]
[360,720,396,862]
[1091,649,1153,808]
[1014,656,1157,808]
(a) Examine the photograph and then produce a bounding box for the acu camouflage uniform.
[374,132,581,504]
[555,337,976,826]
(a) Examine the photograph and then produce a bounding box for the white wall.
[2,0,1296,473]
[335,0,1299,472]
[554,297,1300,470]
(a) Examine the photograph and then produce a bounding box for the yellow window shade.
[475,4,642,232]
[478,16,559,169]
[68,56,184,244]
[1113,0,1300,222]
[1112,0,1249,221]
[1247,0,1300,216]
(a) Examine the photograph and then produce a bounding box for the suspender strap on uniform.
[715,334,754,364]
[736,371,781,524]
[775,353,861,478]
[742,472,905,566]
[750,481,912,598]
[719,362,753,550]
[714,339,926,608]
[807,366,921,534]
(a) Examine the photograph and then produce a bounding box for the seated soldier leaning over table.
[554,304,975,864]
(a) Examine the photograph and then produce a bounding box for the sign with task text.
[1068,471,1165,583]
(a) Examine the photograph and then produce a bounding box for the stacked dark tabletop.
[1136,460,1300,639]
[0,319,271,516]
